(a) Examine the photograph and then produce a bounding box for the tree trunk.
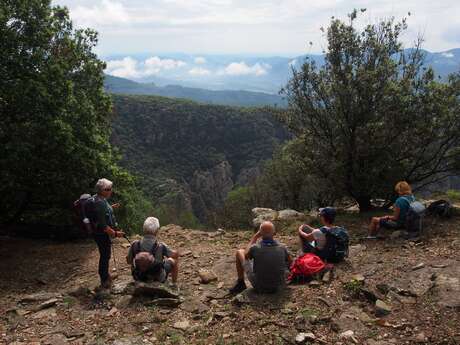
[356,196,372,212]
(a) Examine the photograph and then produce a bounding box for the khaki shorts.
[243,259,256,287]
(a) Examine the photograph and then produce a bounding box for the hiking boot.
[229,279,247,295]
[100,275,113,290]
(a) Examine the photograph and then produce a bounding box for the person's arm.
[126,246,133,265]
[387,206,401,222]
[298,224,316,242]
[162,244,178,259]
[244,230,262,259]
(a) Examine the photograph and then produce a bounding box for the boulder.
[277,209,306,222]
[252,208,278,227]
[198,269,218,284]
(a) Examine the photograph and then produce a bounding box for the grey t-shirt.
[247,240,290,292]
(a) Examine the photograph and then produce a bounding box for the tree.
[0,0,151,231]
[281,10,460,211]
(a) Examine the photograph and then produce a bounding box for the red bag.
[288,253,326,281]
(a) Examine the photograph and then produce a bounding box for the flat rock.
[390,267,434,297]
[20,292,62,303]
[35,298,59,311]
[42,333,67,345]
[349,244,366,256]
[180,299,210,313]
[147,298,183,307]
[433,265,460,308]
[173,319,190,330]
[113,280,134,295]
[133,282,179,299]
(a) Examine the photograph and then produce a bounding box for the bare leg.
[368,217,380,236]
[235,249,245,280]
[166,258,178,284]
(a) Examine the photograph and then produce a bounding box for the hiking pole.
[111,239,118,272]
[123,234,131,245]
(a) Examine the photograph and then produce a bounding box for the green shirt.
[94,196,116,232]
[395,194,415,225]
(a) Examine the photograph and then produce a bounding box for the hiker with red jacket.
[92,178,125,289]
[126,217,179,285]
[298,207,349,262]
[229,221,292,295]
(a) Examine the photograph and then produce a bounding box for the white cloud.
[71,0,129,27]
[105,57,140,78]
[188,67,211,76]
[104,56,187,78]
[442,52,454,58]
[194,57,207,64]
[221,62,271,76]
[144,56,186,75]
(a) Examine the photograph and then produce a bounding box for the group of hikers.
[77,178,422,294]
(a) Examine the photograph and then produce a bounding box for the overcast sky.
[52,0,460,57]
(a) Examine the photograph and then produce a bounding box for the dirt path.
[1,216,459,345]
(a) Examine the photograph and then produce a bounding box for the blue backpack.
[319,227,349,263]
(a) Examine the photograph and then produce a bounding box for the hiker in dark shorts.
[93,178,125,289]
[368,181,415,238]
[126,217,179,285]
[298,207,333,258]
[229,221,292,294]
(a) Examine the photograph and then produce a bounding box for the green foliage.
[281,10,460,211]
[110,94,288,226]
[152,204,201,230]
[446,189,460,202]
[0,0,152,231]
[218,187,254,229]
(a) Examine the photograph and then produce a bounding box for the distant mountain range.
[104,49,460,95]
[103,49,460,106]
[104,75,287,107]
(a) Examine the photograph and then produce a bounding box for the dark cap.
[319,207,336,222]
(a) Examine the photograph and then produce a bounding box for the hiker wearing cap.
[126,217,179,284]
[298,207,349,262]
[368,181,415,238]
[229,221,292,295]
[93,178,125,289]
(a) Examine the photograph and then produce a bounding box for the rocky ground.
[1,213,460,345]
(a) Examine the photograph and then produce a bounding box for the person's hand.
[111,203,121,209]
[116,231,125,238]
[298,224,306,233]
[105,227,116,237]
[254,229,263,239]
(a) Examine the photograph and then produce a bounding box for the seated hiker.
[229,221,292,295]
[368,181,415,238]
[126,217,179,285]
[298,207,349,263]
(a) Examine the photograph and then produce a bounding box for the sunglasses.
[103,188,112,192]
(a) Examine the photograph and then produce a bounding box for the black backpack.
[73,194,96,235]
[131,240,165,281]
[426,200,452,218]
[319,226,349,263]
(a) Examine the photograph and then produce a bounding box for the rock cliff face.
[190,161,234,222]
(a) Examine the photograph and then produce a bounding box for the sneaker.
[229,279,247,295]
[365,235,378,240]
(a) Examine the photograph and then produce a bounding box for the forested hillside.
[105,75,287,107]
[110,95,288,225]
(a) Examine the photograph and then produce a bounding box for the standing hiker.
[92,178,124,289]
